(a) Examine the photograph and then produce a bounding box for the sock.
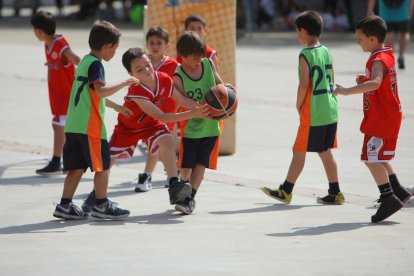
[388,174,401,190]
[282,180,294,194]
[95,198,108,205]
[328,182,340,195]
[378,183,393,198]
[169,177,179,186]
[191,188,197,199]
[51,156,61,164]
[60,198,72,205]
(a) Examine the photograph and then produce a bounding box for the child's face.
[186,21,206,40]
[129,54,155,81]
[355,29,375,52]
[181,54,203,71]
[146,36,169,60]
[102,43,119,61]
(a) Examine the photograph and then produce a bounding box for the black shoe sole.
[53,211,88,220]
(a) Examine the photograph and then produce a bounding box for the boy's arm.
[62,48,81,66]
[93,78,140,98]
[296,55,309,114]
[171,87,199,109]
[334,60,384,96]
[367,0,376,16]
[131,98,209,122]
[105,98,132,118]
[211,54,220,73]
[211,59,223,85]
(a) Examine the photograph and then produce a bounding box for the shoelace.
[69,202,85,215]
[107,200,119,211]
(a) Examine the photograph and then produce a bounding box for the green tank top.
[65,54,107,139]
[175,58,221,138]
[299,45,338,126]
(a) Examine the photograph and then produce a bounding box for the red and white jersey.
[176,44,216,63]
[154,56,179,78]
[360,47,402,139]
[45,35,75,115]
[116,71,173,131]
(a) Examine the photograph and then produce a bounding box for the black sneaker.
[53,202,88,220]
[36,161,62,176]
[135,173,152,192]
[81,190,96,213]
[175,197,196,215]
[371,195,403,223]
[168,180,192,204]
[317,192,345,205]
[91,200,130,220]
[392,185,412,203]
[398,56,405,69]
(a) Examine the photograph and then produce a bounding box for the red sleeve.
[125,85,152,101]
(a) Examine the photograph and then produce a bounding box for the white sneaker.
[135,173,152,192]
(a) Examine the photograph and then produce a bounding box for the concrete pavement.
[0,18,413,276]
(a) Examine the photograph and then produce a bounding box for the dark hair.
[122,47,146,72]
[176,31,205,57]
[30,10,56,35]
[184,13,206,29]
[146,26,170,43]
[355,15,387,43]
[88,21,121,51]
[294,10,323,37]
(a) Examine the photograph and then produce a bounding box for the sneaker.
[36,161,62,176]
[53,202,88,220]
[81,190,96,213]
[168,180,192,204]
[135,173,152,192]
[317,192,345,205]
[398,56,405,69]
[91,200,130,220]
[260,185,292,204]
[371,195,403,223]
[175,197,196,215]
[392,185,412,203]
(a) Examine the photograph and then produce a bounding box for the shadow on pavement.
[0,210,183,235]
[267,221,399,237]
[209,203,323,215]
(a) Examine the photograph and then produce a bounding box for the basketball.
[204,84,238,120]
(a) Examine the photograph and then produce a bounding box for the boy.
[31,11,80,175]
[333,15,412,223]
[261,11,345,205]
[136,26,180,191]
[174,31,231,215]
[80,47,210,212]
[53,21,139,220]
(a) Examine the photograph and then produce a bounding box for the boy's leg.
[365,162,403,223]
[398,31,409,69]
[383,162,412,203]
[316,149,344,204]
[53,124,65,158]
[285,150,306,185]
[93,170,109,200]
[62,169,84,199]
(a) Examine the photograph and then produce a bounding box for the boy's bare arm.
[334,60,384,96]
[211,54,220,73]
[296,56,309,114]
[62,48,80,66]
[171,87,199,109]
[94,77,140,98]
[211,60,223,85]
[131,98,209,122]
[105,98,132,118]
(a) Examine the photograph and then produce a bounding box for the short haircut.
[355,15,387,43]
[184,13,206,29]
[294,10,323,37]
[146,26,170,43]
[122,47,146,72]
[176,31,205,57]
[30,10,56,35]
[88,20,121,51]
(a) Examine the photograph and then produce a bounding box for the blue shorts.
[63,133,110,172]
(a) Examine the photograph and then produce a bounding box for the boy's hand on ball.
[193,104,211,119]
[224,83,237,94]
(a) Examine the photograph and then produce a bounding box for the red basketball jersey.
[45,35,75,115]
[360,47,402,139]
[116,71,173,131]
[176,44,216,63]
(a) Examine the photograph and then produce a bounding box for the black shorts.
[178,136,220,169]
[63,133,110,172]
[294,122,337,153]
[386,20,409,33]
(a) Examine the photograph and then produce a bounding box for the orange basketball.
[204,84,238,120]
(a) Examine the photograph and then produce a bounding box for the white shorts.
[361,135,397,163]
[52,115,66,127]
